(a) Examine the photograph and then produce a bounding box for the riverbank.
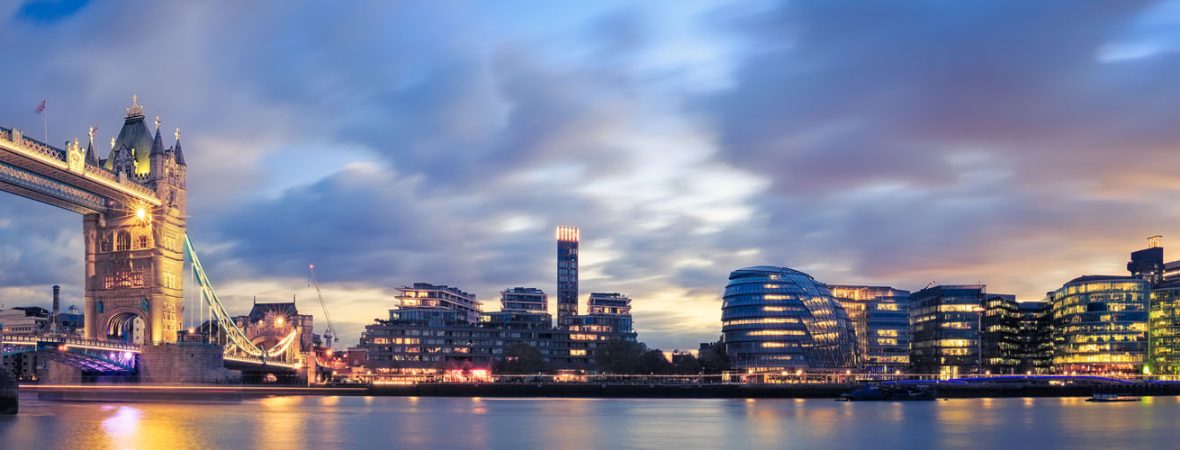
[19,380,1180,402]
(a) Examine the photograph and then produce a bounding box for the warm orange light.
[275,317,285,327]
[135,208,146,220]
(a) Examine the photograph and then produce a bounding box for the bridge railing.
[0,125,159,202]
[0,333,141,352]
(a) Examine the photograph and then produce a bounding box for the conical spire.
[173,128,186,166]
[150,116,166,156]
[85,126,100,165]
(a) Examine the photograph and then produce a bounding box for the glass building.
[721,266,856,372]
[556,226,579,328]
[909,285,985,378]
[980,294,1021,374]
[828,285,911,373]
[1016,301,1053,374]
[1049,275,1149,375]
[1149,281,1180,375]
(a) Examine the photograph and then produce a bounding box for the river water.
[2,394,1178,449]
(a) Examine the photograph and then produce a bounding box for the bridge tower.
[82,97,187,344]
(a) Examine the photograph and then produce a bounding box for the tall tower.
[83,97,188,345]
[556,226,579,328]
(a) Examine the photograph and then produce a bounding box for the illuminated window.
[116,231,132,251]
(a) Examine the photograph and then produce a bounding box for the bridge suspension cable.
[183,234,298,362]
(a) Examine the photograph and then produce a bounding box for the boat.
[838,384,937,401]
[1085,393,1140,402]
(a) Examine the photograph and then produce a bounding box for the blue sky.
[3,0,1180,350]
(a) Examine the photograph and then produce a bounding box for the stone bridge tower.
[83,97,187,344]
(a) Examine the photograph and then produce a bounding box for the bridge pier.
[138,343,239,384]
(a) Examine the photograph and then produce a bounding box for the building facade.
[1149,281,1180,375]
[359,281,637,377]
[828,285,911,373]
[1016,301,1053,374]
[84,98,188,345]
[721,266,856,373]
[396,283,481,324]
[1049,275,1149,375]
[980,294,1021,374]
[556,226,579,328]
[500,287,547,313]
[909,285,985,378]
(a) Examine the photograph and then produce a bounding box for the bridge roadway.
[2,333,299,374]
[0,126,161,215]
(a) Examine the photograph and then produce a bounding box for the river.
[2,395,1178,449]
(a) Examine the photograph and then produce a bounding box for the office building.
[1128,236,1165,286]
[1049,275,1149,375]
[556,226,579,328]
[980,294,1021,374]
[828,285,911,373]
[721,266,856,372]
[1016,301,1053,374]
[909,285,985,378]
[1149,281,1180,375]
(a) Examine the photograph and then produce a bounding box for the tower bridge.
[0,98,307,383]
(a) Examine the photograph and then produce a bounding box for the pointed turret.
[150,117,165,157]
[85,127,100,165]
[173,128,186,166]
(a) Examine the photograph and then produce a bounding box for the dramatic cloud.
[3,0,1180,349]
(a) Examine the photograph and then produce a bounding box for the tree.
[593,339,646,373]
[698,341,731,373]
[494,342,545,374]
[639,349,674,374]
[671,351,702,374]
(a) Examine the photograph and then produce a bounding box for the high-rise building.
[1049,275,1149,375]
[1148,281,1180,375]
[395,283,482,324]
[909,285,985,378]
[556,226,579,328]
[980,294,1021,374]
[1128,236,1165,286]
[720,266,856,372]
[1016,301,1053,374]
[500,287,548,313]
[828,285,911,373]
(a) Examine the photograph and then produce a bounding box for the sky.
[2,0,1180,350]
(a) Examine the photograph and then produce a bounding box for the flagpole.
[42,101,48,144]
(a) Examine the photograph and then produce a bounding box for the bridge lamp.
[275,317,285,327]
[135,207,146,221]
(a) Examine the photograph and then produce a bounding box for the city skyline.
[5,1,1180,351]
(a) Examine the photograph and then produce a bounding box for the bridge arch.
[106,310,146,345]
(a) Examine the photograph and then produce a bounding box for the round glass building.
[721,266,857,372]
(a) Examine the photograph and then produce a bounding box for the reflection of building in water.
[234,301,314,361]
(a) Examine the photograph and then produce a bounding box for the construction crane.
[307,264,337,350]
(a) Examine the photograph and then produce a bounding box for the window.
[138,235,148,249]
[116,231,132,251]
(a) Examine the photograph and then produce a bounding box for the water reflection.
[5,395,1180,449]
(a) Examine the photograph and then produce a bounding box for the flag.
[35,99,46,114]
